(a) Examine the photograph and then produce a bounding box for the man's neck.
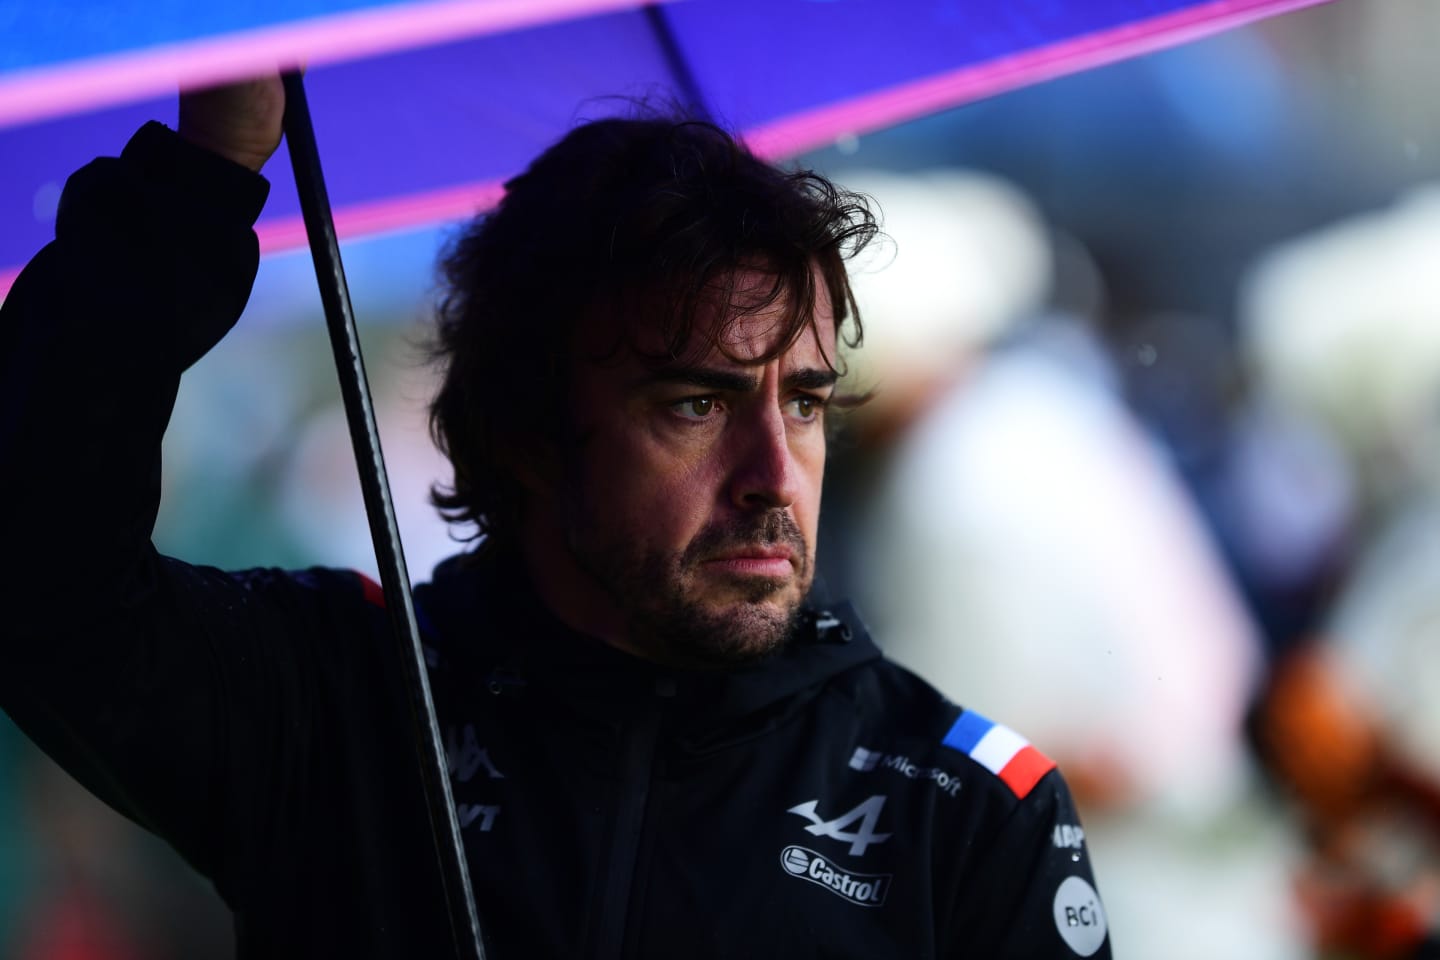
[516,515,642,658]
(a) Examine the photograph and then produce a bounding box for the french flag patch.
[941,710,1055,800]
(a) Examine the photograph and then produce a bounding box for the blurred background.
[5,0,1440,956]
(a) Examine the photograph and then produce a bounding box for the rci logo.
[779,845,891,908]
[1052,876,1107,956]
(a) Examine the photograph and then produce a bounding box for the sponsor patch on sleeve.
[940,709,1055,799]
[1052,876,1107,955]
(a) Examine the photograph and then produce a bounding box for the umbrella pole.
[279,70,487,960]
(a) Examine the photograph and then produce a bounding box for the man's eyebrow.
[642,366,759,392]
[640,365,840,393]
[785,368,840,392]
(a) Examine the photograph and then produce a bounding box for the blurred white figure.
[1245,186,1440,498]
[843,170,1051,391]
[866,326,1260,807]
[1244,186,1440,786]
[847,170,1298,959]
[1328,502,1440,785]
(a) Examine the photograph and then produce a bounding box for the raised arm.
[0,79,366,892]
[0,76,283,613]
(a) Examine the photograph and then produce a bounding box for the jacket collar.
[412,547,879,733]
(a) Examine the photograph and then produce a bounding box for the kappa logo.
[458,804,501,832]
[787,795,892,856]
[445,724,505,782]
[779,845,891,907]
[850,746,963,798]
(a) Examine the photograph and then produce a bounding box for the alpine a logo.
[787,795,892,856]
[779,845,892,907]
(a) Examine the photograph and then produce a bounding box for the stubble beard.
[567,510,812,670]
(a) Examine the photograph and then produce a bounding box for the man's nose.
[729,405,801,511]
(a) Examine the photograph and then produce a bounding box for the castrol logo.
[779,845,892,907]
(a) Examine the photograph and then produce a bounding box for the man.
[0,77,1111,958]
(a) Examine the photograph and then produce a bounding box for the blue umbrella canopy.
[2,0,1333,296]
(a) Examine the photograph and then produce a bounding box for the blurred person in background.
[830,168,1315,959]
[0,76,1110,957]
[1242,189,1440,960]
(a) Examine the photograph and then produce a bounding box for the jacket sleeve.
[951,769,1113,959]
[0,122,368,904]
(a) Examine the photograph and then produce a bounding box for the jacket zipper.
[590,685,665,959]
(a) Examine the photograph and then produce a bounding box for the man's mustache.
[684,512,808,573]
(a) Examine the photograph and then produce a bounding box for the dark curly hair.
[428,115,879,545]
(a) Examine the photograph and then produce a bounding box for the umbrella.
[0,1,1339,956]
[2,0,1335,297]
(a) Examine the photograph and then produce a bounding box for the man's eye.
[787,395,826,422]
[672,397,717,420]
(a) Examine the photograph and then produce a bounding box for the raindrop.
[1135,343,1158,367]
[1071,852,1082,862]
[32,181,62,223]
[835,133,860,155]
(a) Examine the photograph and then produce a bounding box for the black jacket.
[0,121,1111,959]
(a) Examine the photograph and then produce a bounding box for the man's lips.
[713,545,794,561]
[703,545,796,576]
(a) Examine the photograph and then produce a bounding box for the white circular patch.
[781,847,811,875]
[1052,875,1107,956]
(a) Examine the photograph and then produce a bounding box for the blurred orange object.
[1257,641,1440,959]
[1257,645,1384,824]
[1294,860,1436,960]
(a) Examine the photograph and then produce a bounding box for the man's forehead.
[629,314,837,379]
[634,268,837,366]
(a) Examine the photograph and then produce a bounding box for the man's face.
[533,270,837,669]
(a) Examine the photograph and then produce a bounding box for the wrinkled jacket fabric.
[0,122,1111,959]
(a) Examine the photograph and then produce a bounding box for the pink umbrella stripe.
[0,0,655,130]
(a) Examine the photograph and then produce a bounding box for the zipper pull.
[813,609,854,643]
[484,667,526,697]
